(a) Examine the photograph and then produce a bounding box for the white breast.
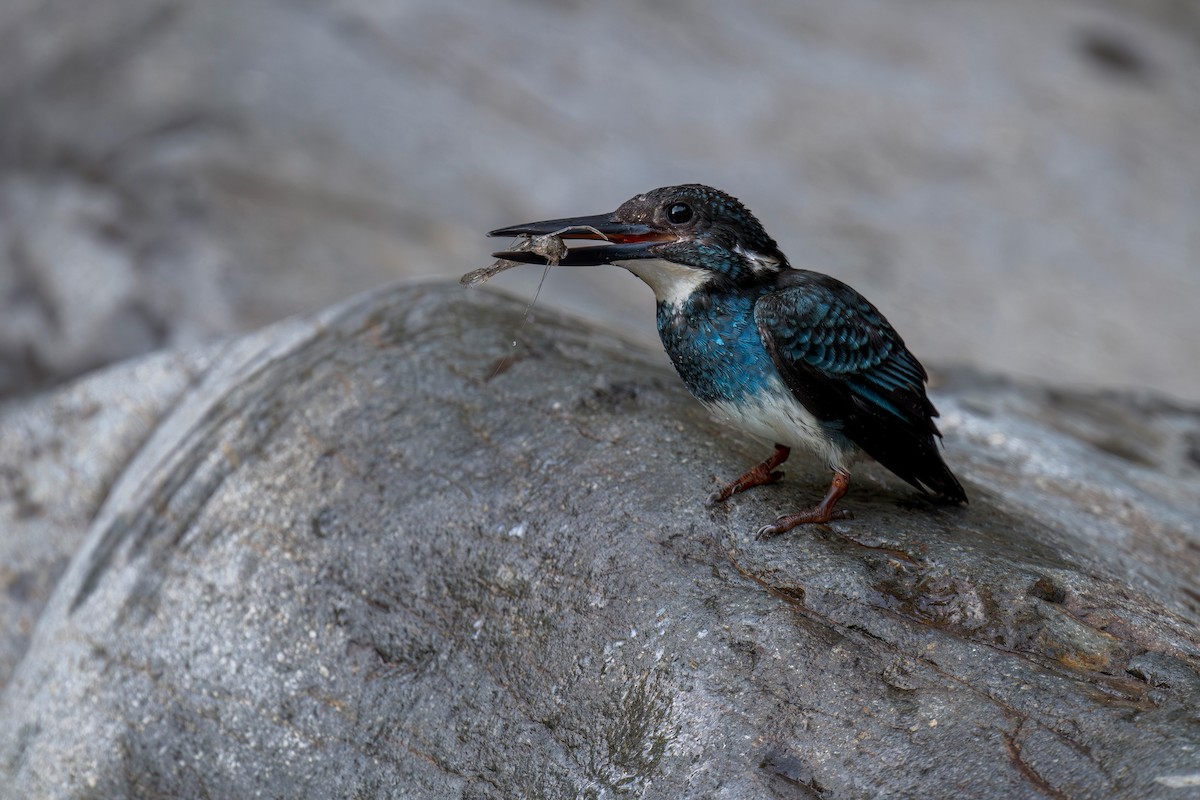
[703,377,858,472]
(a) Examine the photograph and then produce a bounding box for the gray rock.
[0,343,213,689]
[2,282,1198,798]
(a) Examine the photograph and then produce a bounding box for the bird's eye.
[666,203,693,225]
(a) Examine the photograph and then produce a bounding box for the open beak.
[488,213,672,266]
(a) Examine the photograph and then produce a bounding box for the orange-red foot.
[708,444,790,505]
[756,470,853,540]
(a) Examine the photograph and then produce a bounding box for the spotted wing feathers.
[755,271,966,502]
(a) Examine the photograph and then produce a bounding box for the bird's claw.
[707,470,785,506]
[755,508,854,540]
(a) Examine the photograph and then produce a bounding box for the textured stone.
[1,283,1197,798]
[0,345,213,689]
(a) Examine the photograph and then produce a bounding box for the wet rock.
[1,283,1197,798]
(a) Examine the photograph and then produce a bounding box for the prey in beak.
[487,213,675,267]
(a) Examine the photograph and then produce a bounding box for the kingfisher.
[489,184,966,538]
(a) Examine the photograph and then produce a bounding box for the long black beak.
[488,213,671,266]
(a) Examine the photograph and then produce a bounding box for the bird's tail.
[914,447,968,503]
[866,430,968,504]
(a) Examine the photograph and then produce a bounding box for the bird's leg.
[708,444,790,505]
[756,470,853,539]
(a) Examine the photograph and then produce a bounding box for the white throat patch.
[615,258,712,308]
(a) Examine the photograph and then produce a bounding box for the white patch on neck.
[615,258,712,308]
[734,243,781,274]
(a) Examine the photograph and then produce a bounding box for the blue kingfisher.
[489,184,967,538]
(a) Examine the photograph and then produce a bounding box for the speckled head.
[611,185,787,282]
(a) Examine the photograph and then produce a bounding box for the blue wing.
[755,270,965,501]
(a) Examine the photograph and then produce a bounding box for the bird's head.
[489,184,787,304]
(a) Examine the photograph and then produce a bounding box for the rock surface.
[0,343,212,695]
[2,0,1199,398]
[2,283,1198,799]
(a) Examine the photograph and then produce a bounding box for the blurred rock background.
[0,0,1198,401]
